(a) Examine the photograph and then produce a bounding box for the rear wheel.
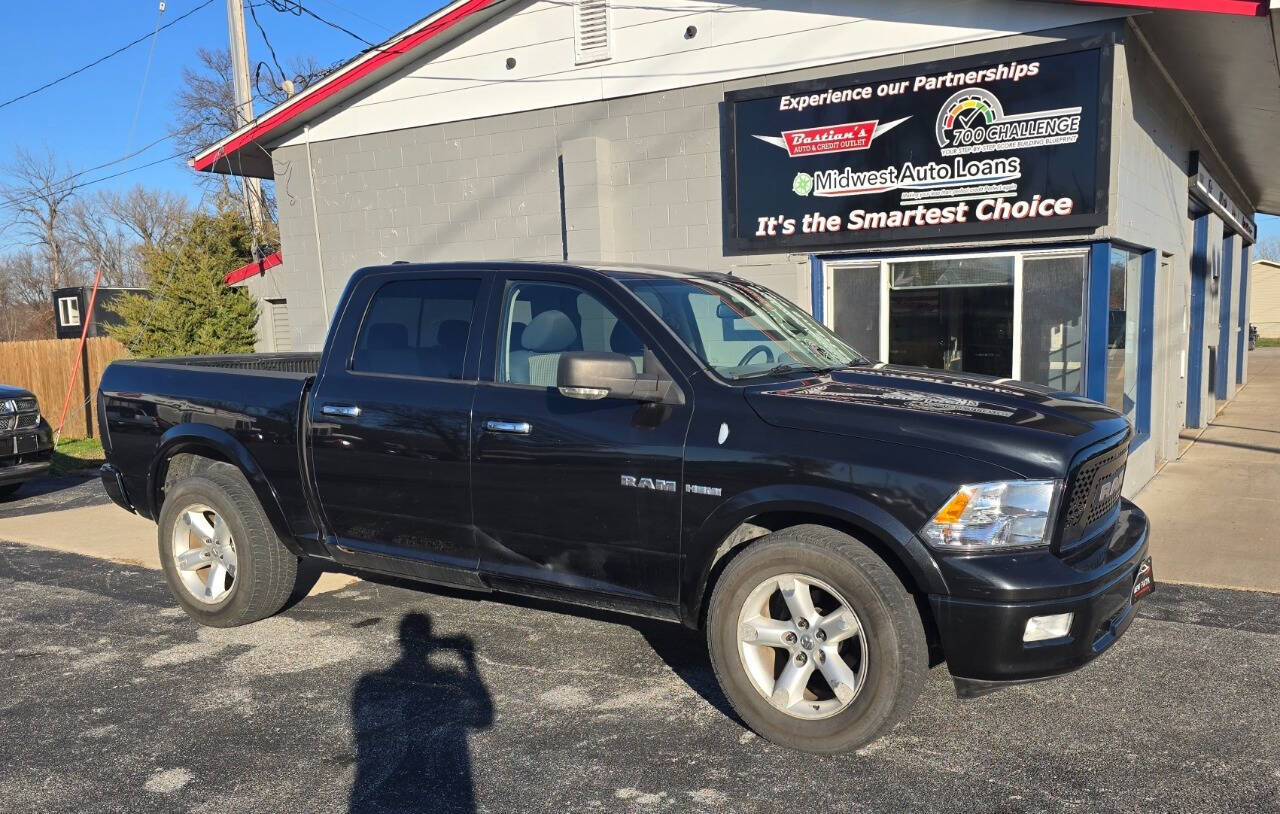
[157,464,298,627]
[707,525,927,753]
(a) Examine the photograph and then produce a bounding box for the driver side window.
[497,281,648,387]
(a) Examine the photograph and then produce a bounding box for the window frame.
[820,246,1089,383]
[58,296,81,328]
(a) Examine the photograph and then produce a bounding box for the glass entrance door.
[887,256,1014,377]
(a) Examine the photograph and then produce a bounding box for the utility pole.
[226,0,266,249]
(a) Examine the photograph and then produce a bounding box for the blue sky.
[0,0,438,199]
[0,0,1276,245]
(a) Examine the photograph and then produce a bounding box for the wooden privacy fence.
[0,337,128,439]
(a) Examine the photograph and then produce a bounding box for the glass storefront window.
[887,255,1014,378]
[828,263,880,361]
[1021,253,1086,393]
[1108,247,1143,423]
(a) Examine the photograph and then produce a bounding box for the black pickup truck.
[98,261,1152,753]
[1,386,52,499]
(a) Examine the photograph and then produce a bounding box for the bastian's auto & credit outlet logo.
[754,117,909,157]
[935,87,1082,156]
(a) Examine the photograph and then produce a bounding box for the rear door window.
[352,278,481,379]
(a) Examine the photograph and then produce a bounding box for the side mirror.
[557,352,662,402]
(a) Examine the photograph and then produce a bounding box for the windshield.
[622,276,869,381]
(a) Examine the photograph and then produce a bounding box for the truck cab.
[98,262,1152,753]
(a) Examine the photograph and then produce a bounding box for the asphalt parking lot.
[1,540,1277,814]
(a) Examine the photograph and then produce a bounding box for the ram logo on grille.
[1096,469,1124,503]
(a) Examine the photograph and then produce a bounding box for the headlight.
[920,480,1062,551]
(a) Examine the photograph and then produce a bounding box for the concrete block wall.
[271,90,814,352]
[1108,24,1255,476]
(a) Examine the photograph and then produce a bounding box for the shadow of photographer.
[349,612,493,814]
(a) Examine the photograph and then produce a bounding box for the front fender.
[148,424,303,557]
[680,484,948,627]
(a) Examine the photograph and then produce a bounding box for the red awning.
[225,251,283,286]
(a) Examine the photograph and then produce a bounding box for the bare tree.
[1253,237,1280,263]
[66,186,193,288]
[0,147,80,292]
[0,251,58,340]
[172,48,243,163]
[66,195,131,287]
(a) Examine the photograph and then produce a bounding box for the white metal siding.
[1251,261,1280,338]
[280,0,1126,148]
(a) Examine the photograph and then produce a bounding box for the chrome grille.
[15,412,39,430]
[14,397,37,412]
[1062,438,1129,543]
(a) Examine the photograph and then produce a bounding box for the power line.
[253,1,378,48]
[247,1,288,81]
[0,0,217,113]
[125,3,169,156]
[311,0,394,34]
[0,144,187,214]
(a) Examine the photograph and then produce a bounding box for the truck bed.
[97,354,320,539]
[139,352,322,376]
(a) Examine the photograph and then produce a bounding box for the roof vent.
[574,0,611,65]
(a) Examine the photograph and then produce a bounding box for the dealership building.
[199,0,1280,495]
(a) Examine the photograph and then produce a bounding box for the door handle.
[484,419,532,435]
[321,404,362,418]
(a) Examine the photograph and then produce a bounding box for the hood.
[743,365,1130,478]
[0,384,34,400]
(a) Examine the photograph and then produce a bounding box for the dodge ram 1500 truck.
[98,262,1153,753]
[1,386,52,499]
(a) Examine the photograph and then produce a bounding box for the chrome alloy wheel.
[736,573,868,720]
[171,503,238,605]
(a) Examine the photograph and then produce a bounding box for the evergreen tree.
[106,204,258,357]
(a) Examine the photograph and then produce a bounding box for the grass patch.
[53,437,105,475]
[1254,337,1280,348]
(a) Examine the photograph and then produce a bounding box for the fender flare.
[680,484,948,627]
[148,424,304,557]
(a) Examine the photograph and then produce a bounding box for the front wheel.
[706,525,927,753]
[157,464,298,627]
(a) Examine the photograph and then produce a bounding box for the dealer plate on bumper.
[1132,557,1154,602]
[14,434,40,455]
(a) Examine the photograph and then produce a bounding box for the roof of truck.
[357,260,739,283]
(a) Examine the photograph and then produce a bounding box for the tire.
[0,483,22,500]
[157,464,298,627]
[706,524,927,754]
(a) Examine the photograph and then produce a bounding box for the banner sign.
[722,40,1113,254]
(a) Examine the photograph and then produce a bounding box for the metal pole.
[226,0,265,239]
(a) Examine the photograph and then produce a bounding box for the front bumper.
[930,501,1151,694]
[0,458,52,486]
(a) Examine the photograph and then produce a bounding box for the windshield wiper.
[734,363,821,380]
